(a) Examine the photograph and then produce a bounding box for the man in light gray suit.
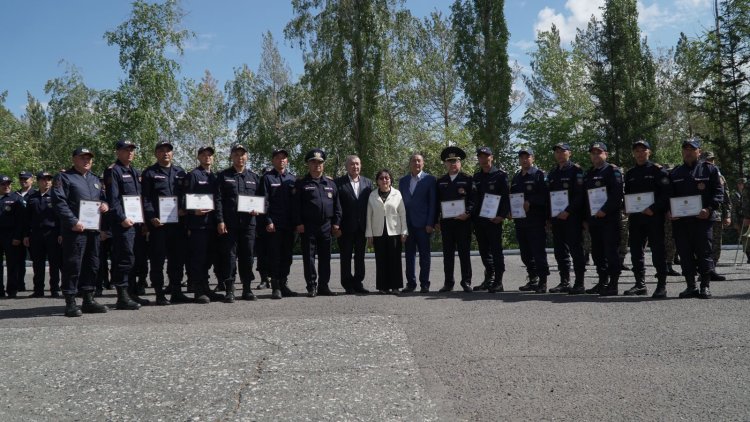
[398,153,437,293]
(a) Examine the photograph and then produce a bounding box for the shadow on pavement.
[0,305,63,319]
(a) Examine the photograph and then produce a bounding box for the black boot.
[652,275,667,299]
[488,273,504,293]
[170,283,192,304]
[678,275,700,298]
[154,287,171,306]
[473,269,492,291]
[624,273,647,296]
[586,275,607,295]
[568,272,586,295]
[193,283,210,304]
[280,279,298,297]
[270,279,282,300]
[460,280,473,293]
[518,275,538,292]
[206,282,225,302]
[307,284,318,298]
[223,281,235,303]
[708,269,726,281]
[699,274,712,299]
[352,283,370,294]
[549,273,570,293]
[317,284,338,296]
[64,295,82,317]
[116,286,141,310]
[242,281,257,301]
[128,285,150,306]
[600,274,619,296]
[666,264,680,276]
[81,291,108,313]
[535,275,547,293]
[257,273,270,290]
[136,278,147,296]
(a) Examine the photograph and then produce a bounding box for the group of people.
[0,136,747,318]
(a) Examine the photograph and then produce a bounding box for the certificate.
[441,200,466,219]
[624,192,654,214]
[549,190,569,217]
[158,196,179,223]
[670,195,702,218]
[185,193,214,210]
[78,200,101,230]
[479,194,501,219]
[122,195,144,223]
[587,187,608,216]
[237,195,266,214]
[509,193,526,219]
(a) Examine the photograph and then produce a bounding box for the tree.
[580,0,661,166]
[0,91,35,177]
[452,0,512,155]
[103,0,192,168]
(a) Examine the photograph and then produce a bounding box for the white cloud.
[533,0,604,43]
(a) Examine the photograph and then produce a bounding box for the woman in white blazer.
[366,169,408,294]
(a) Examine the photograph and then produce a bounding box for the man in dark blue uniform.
[669,138,723,299]
[436,146,474,293]
[293,149,342,297]
[335,155,373,294]
[623,140,671,298]
[510,147,550,293]
[258,148,298,299]
[141,139,189,305]
[583,142,624,296]
[254,166,273,290]
[470,146,510,293]
[52,147,111,317]
[215,143,260,302]
[23,171,62,298]
[544,143,587,294]
[0,175,25,299]
[103,139,145,310]
[14,171,36,292]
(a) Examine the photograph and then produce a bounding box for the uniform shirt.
[215,166,260,228]
[258,168,296,230]
[141,163,187,222]
[103,160,142,226]
[624,161,671,216]
[669,160,723,218]
[436,172,474,222]
[583,162,624,221]
[51,167,106,232]
[24,190,58,235]
[471,166,510,222]
[546,161,585,217]
[292,174,342,229]
[182,166,216,230]
[0,191,25,239]
[16,188,37,203]
[510,166,547,225]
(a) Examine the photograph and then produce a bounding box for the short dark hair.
[375,168,393,182]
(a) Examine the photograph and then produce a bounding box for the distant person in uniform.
[23,171,62,298]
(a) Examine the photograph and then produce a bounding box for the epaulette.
[573,163,582,169]
[325,175,334,181]
[108,163,115,169]
[653,162,663,169]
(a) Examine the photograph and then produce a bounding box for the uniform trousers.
[673,218,714,277]
[218,225,255,284]
[551,217,586,276]
[110,225,135,288]
[628,214,667,276]
[301,224,332,289]
[0,230,19,295]
[148,223,185,289]
[61,231,100,295]
[588,217,622,276]
[266,228,295,281]
[515,222,549,277]
[440,219,472,285]
[474,219,505,280]
[30,229,61,294]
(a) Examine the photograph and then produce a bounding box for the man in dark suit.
[335,155,373,294]
[398,153,437,293]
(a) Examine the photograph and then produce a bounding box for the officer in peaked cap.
[24,170,63,298]
[257,147,299,299]
[471,146,510,293]
[623,139,671,298]
[510,147,550,293]
[51,147,110,317]
[669,138,723,298]
[436,146,474,293]
[583,141,624,296]
[0,174,25,299]
[542,141,587,294]
[13,170,37,292]
[293,148,342,297]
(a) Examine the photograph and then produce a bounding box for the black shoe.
[116,287,141,310]
[709,271,726,281]
[460,281,472,293]
[568,284,585,295]
[699,286,712,299]
[194,294,210,304]
[666,265,681,276]
[585,284,604,295]
[652,285,667,298]
[223,281,236,303]
[280,284,298,297]
[170,290,192,304]
[307,287,317,298]
[599,276,619,296]
[535,282,547,294]
[438,284,454,293]
[317,286,338,296]
[207,291,225,302]
[488,280,504,293]
[81,292,108,313]
[678,286,700,298]
[400,286,416,294]
[64,295,82,317]
[7,292,17,299]
[155,293,171,306]
[50,290,61,298]
[29,291,45,298]
[130,294,151,306]
[518,277,538,292]
[271,280,282,300]
[419,287,430,293]
[472,281,490,292]
[353,285,370,294]
[549,283,570,293]
[624,285,647,296]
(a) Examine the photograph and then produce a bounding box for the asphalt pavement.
[0,251,748,421]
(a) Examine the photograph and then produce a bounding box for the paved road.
[1,252,748,421]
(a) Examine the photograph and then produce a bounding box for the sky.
[0,0,716,118]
